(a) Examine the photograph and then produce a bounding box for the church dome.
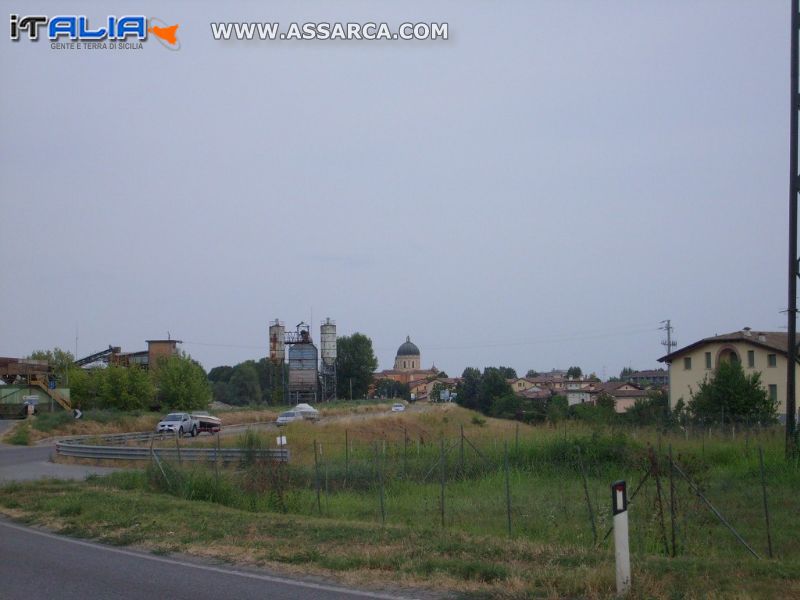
[396,336,420,357]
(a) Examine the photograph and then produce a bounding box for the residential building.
[624,369,668,387]
[658,328,799,419]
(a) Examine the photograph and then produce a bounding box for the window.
[768,354,777,367]
[403,361,407,369]
[705,352,712,369]
[748,350,755,368]
[769,384,778,402]
[684,357,692,370]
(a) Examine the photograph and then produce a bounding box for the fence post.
[440,438,446,528]
[313,439,322,515]
[345,429,349,484]
[650,448,670,556]
[758,447,774,558]
[215,430,220,477]
[611,481,631,596]
[669,444,677,557]
[174,431,182,466]
[375,443,386,526]
[504,441,512,537]
[515,422,520,452]
[403,427,408,479]
[460,425,465,476]
[577,447,597,544]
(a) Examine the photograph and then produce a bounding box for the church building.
[375,336,439,385]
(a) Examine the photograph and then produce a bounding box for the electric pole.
[660,320,676,356]
[788,0,799,459]
[660,320,677,418]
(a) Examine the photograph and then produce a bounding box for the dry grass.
[1,477,797,599]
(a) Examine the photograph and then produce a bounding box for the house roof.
[626,369,667,378]
[658,329,791,363]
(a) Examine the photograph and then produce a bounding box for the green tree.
[490,394,524,419]
[566,366,583,379]
[624,390,670,426]
[478,368,514,414]
[498,366,517,379]
[375,379,410,400]
[154,354,211,411]
[208,365,234,383]
[97,365,154,411]
[28,347,75,385]
[228,362,261,405]
[456,367,482,410]
[430,380,457,402]
[336,333,378,400]
[619,367,635,380]
[211,381,235,406]
[546,395,569,423]
[526,369,539,378]
[688,360,777,424]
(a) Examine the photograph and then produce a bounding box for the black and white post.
[612,480,631,595]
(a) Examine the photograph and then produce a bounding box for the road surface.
[0,519,420,600]
[0,421,119,482]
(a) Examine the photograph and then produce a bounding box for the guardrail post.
[612,480,631,596]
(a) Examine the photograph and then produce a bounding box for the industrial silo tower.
[268,320,286,403]
[287,322,318,402]
[320,318,337,401]
[268,320,285,364]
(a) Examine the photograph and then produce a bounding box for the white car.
[391,403,406,412]
[156,412,198,437]
[276,410,301,426]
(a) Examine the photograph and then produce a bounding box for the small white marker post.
[612,480,631,596]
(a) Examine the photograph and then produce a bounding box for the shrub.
[8,424,31,445]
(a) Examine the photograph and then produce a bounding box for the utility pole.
[660,320,676,356]
[788,0,799,459]
[660,320,677,419]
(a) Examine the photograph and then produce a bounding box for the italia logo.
[9,15,180,50]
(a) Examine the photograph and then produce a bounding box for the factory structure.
[269,318,337,403]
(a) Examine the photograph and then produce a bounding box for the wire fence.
[163,422,798,563]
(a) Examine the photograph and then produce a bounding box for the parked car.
[156,412,198,437]
[276,410,301,426]
[294,403,320,420]
[276,403,320,426]
[391,403,406,412]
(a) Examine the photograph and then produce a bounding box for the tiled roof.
[659,330,791,362]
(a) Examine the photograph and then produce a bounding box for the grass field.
[2,403,798,597]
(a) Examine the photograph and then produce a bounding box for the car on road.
[391,403,406,412]
[156,413,198,437]
[276,403,320,426]
[276,411,300,426]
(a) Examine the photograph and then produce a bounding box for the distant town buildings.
[623,369,668,387]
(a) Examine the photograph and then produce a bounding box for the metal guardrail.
[56,431,290,463]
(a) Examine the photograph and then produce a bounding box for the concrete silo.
[287,325,318,402]
[320,318,337,401]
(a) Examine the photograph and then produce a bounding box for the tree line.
[27,348,211,412]
[454,360,779,427]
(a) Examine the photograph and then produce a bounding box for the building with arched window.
[658,328,800,420]
[374,336,439,387]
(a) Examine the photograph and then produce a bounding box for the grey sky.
[0,1,790,379]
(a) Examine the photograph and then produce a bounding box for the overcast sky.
[0,1,791,379]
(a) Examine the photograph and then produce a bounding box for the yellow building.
[658,328,799,418]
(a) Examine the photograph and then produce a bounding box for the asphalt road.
[0,519,417,600]
[0,422,119,483]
